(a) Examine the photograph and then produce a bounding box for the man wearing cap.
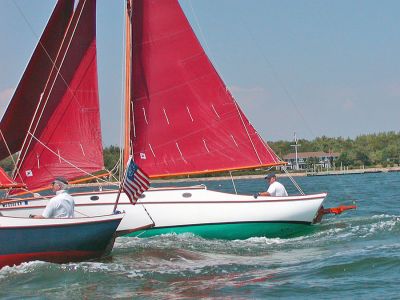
[258,173,288,197]
[30,177,75,219]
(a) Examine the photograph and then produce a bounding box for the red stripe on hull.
[0,250,106,269]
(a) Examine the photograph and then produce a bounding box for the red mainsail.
[12,0,104,190]
[130,0,283,177]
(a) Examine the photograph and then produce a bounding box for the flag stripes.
[122,157,150,204]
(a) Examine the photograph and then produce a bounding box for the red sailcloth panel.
[131,0,282,177]
[0,0,75,160]
[0,167,24,189]
[14,0,104,190]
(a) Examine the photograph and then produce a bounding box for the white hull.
[0,185,326,238]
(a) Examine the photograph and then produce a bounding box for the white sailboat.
[0,0,337,239]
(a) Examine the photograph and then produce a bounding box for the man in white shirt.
[30,177,75,218]
[258,173,288,197]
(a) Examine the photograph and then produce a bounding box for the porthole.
[90,195,99,201]
[182,193,192,198]
[139,194,146,199]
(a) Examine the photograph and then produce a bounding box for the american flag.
[122,157,150,204]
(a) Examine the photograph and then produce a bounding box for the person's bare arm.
[258,192,270,196]
[29,214,45,219]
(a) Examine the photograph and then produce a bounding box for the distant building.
[282,151,340,170]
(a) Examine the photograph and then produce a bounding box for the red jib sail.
[0,0,74,161]
[13,0,104,190]
[130,0,283,177]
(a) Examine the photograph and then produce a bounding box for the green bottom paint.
[126,222,316,240]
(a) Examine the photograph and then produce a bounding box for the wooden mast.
[123,0,133,167]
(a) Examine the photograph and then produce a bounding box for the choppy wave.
[0,261,45,279]
[1,173,400,299]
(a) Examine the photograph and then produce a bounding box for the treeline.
[1,132,399,174]
[102,132,400,170]
[269,131,400,168]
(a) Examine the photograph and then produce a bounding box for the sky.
[0,0,399,146]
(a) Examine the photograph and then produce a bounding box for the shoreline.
[152,166,400,183]
[70,166,400,187]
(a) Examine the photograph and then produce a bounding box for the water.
[1,173,399,299]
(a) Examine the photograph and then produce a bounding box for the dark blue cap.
[264,173,276,180]
[52,177,68,185]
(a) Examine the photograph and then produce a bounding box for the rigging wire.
[27,132,119,187]
[258,132,281,164]
[187,1,282,169]
[229,171,238,195]
[11,0,91,183]
[237,17,315,138]
[108,157,122,182]
[232,98,263,165]
[187,0,217,71]
[186,1,312,144]
[187,0,237,91]
[10,2,305,195]
[258,135,305,194]
[187,1,283,190]
[11,0,116,191]
[197,6,316,193]
[0,130,17,168]
[282,166,305,195]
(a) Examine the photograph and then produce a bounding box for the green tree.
[0,155,18,174]
[103,145,121,171]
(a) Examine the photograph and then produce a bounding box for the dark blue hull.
[0,216,122,268]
